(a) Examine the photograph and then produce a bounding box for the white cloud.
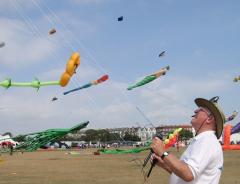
[0,0,37,12]
[0,17,58,69]
[54,11,98,36]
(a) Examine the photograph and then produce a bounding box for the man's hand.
[151,153,172,174]
[151,153,164,167]
[151,137,165,156]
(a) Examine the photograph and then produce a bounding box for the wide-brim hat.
[195,96,225,139]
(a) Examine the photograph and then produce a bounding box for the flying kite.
[2,121,89,153]
[52,97,58,101]
[49,28,56,35]
[63,74,109,95]
[233,76,240,82]
[0,42,5,48]
[99,128,182,155]
[159,51,165,57]
[225,110,238,122]
[99,147,149,154]
[231,122,240,135]
[118,16,123,21]
[127,66,170,90]
[0,52,80,90]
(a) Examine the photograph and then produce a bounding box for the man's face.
[191,107,211,130]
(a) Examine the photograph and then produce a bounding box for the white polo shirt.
[169,131,223,184]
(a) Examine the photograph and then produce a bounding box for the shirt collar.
[194,130,216,140]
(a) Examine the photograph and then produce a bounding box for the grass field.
[0,148,240,184]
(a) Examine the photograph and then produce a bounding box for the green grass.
[0,148,239,184]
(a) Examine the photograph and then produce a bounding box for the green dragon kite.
[99,128,182,155]
[2,121,89,153]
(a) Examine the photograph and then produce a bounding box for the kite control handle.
[142,134,163,178]
[146,134,163,178]
[142,128,182,180]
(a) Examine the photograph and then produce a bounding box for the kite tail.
[127,85,135,90]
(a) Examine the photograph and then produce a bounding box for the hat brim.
[195,98,224,139]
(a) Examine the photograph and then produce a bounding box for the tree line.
[3,128,193,143]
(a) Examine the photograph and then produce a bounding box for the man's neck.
[196,128,215,136]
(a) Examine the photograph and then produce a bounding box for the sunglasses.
[195,107,212,116]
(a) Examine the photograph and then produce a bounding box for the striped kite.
[63,75,109,95]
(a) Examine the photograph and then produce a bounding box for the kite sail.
[0,52,80,90]
[163,128,182,149]
[63,74,109,95]
[127,66,170,90]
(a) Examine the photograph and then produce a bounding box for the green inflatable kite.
[99,147,150,154]
[127,66,170,90]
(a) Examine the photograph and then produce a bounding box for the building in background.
[156,124,193,138]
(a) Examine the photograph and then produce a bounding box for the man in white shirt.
[151,96,224,184]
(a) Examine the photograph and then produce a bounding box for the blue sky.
[0,0,239,134]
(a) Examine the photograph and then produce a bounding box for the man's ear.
[207,115,214,123]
